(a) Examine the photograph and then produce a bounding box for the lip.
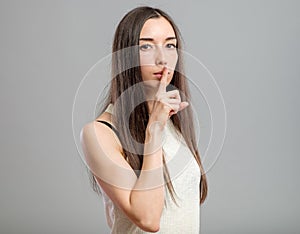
[153,70,171,79]
[153,71,163,78]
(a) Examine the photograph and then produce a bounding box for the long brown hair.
[90,6,208,205]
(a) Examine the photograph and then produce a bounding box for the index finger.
[157,67,168,94]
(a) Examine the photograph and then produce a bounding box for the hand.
[148,67,189,126]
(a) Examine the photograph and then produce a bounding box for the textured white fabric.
[97,103,201,234]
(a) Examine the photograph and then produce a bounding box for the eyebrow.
[139,37,177,41]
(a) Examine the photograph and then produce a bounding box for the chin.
[142,79,160,90]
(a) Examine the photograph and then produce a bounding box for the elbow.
[139,219,160,233]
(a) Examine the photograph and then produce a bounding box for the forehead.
[140,17,176,38]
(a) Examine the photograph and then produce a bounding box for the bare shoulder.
[80,115,137,194]
[80,112,125,163]
[82,113,119,146]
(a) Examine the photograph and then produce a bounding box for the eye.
[166,43,176,49]
[139,44,153,51]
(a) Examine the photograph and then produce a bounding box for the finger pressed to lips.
[153,70,169,75]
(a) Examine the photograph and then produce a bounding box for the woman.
[80,6,208,233]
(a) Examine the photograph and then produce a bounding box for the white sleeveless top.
[97,103,201,233]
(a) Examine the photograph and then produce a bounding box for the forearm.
[129,124,165,227]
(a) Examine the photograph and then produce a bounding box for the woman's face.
[139,17,178,87]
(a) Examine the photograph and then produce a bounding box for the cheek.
[140,65,151,81]
[166,52,178,70]
[168,71,175,83]
[140,52,155,66]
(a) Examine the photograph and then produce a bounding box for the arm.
[80,121,165,232]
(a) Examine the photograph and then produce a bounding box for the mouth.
[153,70,171,78]
[153,71,163,75]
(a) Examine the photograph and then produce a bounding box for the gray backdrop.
[1,0,299,233]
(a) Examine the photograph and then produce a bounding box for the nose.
[155,46,167,66]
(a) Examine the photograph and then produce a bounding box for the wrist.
[146,121,165,137]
